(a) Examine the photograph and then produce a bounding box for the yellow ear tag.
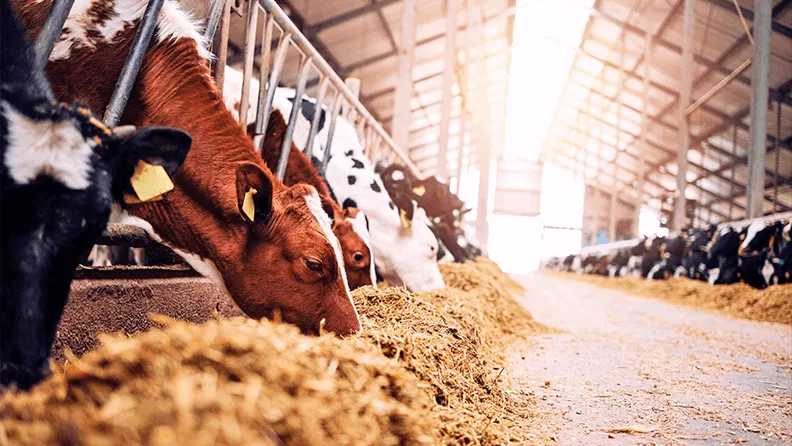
[123,191,164,205]
[130,161,175,202]
[412,185,426,196]
[242,187,257,221]
[399,209,412,229]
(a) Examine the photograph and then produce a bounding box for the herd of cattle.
[0,0,481,390]
[545,219,792,289]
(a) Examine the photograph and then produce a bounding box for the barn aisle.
[508,274,792,445]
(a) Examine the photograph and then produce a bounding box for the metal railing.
[577,211,792,257]
[212,0,422,179]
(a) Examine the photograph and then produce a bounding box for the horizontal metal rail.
[577,211,792,256]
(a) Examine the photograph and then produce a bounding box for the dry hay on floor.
[548,271,792,325]
[0,316,436,446]
[1,258,540,445]
[354,258,546,445]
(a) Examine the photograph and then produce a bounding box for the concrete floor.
[508,274,792,445]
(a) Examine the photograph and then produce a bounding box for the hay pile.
[0,316,436,445]
[354,258,546,444]
[549,271,792,325]
[2,259,540,445]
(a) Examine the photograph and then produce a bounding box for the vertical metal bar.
[103,0,165,127]
[773,99,781,212]
[474,4,490,249]
[437,0,459,179]
[202,0,226,44]
[212,0,231,92]
[238,0,259,128]
[746,0,771,219]
[276,56,312,180]
[252,12,275,150]
[637,31,652,237]
[391,0,416,149]
[320,93,344,175]
[609,33,625,243]
[672,0,696,231]
[697,141,707,225]
[304,76,329,158]
[363,124,374,157]
[255,32,292,152]
[454,0,473,195]
[729,125,738,220]
[355,117,366,147]
[343,77,361,122]
[34,0,75,67]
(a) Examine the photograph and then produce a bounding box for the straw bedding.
[548,271,792,325]
[1,258,542,445]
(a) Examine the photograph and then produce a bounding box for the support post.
[343,77,361,121]
[437,0,459,179]
[774,99,781,212]
[454,0,474,194]
[392,0,416,150]
[636,31,652,237]
[746,0,771,219]
[729,125,738,219]
[609,33,625,243]
[672,0,696,231]
[474,4,490,249]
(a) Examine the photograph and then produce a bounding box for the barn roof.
[541,0,792,224]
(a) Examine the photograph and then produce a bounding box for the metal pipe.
[203,0,226,44]
[258,0,421,177]
[34,0,75,67]
[746,0,771,219]
[609,33,625,243]
[252,12,274,150]
[436,0,459,179]
[636,31,652,237]
[276,56,313,180]
[103,0,165,127]
[238,0,259,128]
[255,31,292,152]
[212,0,231,92]
[391,0,416,151]
[729,125,737,219]
[685,58,750,116]
[773,99,781,212]
[320,93,344,175]
[672,0,696,232]
[304,76,329,158]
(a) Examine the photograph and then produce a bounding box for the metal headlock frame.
[211,0,423,181]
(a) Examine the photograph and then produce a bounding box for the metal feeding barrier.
[211,0,422,179]
[577,211,792,257]
[32,0,421,262]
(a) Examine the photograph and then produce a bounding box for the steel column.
[636,31,652,237]
[473,4,490,249]
[437,0,460,179]
[730,126,738,219]
[671,0,696,231]
[392,0,416,150]
[774,100,782,212]
[746,0,771,218]
[609,33,625,243]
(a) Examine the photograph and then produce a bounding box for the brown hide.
[259,111,373,289]
[12,0,360,335]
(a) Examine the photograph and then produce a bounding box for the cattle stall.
[32,0,432,358]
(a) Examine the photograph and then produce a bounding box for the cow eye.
[305,258,323,273]
[353,252,364,262]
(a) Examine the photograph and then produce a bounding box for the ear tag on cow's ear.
[130,160,175,202]
[413,185,426,196]
[399,209,412,229]
[242,187,257,221]
[123,191,165,205]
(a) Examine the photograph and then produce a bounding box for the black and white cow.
[0,0,191,390]
[641,236,666,279]
[738,221,782,289]
[706,227,743,285]
[680,225,717,281]
[770,221,792,284]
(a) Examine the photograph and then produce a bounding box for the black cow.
[641,236,666,278]
[681,225,717,281]
[770,221,792,284]
[0,0,191,390]
[738,221,783,289]
[707,227,743,285]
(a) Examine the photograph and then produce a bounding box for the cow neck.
[129,38,284,259]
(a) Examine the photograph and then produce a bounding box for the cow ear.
[118,127,192,178]
[111,126,192,202]
[235,162,274,224]
[320,195,338,223]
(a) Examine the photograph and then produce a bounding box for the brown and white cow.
[259,110,376,290]
[12,0,361,335]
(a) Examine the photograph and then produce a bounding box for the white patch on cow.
[646,263,662,281]
[304,190,355,303]
[762,260,775,285]
[457,234,468,248]
[674,266,687,278]
[740,221,764,252]
[348,210,377,290]
[783,222,791,241]
[391,170,404,181]
[51,0,210,62]
[3,102,93,189]
[607,265,618,277]
[119,212,233,298]
[708,268,720,285]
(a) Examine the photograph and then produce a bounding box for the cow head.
[1,101,191,390]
